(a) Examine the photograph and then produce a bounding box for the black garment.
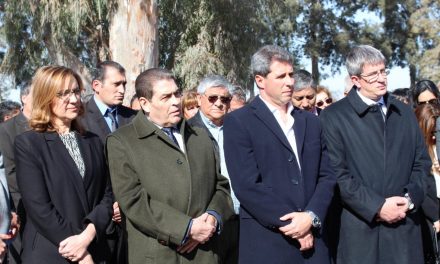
[15,131,113,263]
[320,89,431,264]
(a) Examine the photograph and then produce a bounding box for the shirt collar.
[200,111,222,129]
[356,89,385,106]
[94,95,117,116]
[259,95,294,115]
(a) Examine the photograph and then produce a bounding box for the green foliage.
[0,0,116,87]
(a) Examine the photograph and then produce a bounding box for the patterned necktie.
[106,108,118,132]
[162,127,179,147]
[377,102,386,122]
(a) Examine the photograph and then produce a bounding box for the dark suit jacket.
[0,112,29,211]
[223,96,336,264]
[106,112,234,263]
[80,98,137,143]
[187,112,219,160]
[15,130,113,264]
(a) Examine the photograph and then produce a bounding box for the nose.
[117,83,126,94]
[286,76,295,87]
[68,92,78,103]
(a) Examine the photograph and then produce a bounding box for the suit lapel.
[76,134,93,197]
[252,97,293,152]
[44,132,89,213]
[87,99,111,137]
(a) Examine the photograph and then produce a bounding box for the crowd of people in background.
[0,43,438,264]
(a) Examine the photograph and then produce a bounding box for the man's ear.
[139,96,151,113]
[197,94,202,106]
[255,75,265,90]
[92,80,102,94]
[351,75,361,89]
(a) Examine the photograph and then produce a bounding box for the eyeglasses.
[359,69,390,83]
[418,99,438,105]
[204,94,232,104]
[316,98,333,107]
[292,94,315,101]
[57,87,81,100]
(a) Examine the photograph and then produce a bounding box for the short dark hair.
[135,68,176,100]
[0,100,21,122]
[92,61,126,82]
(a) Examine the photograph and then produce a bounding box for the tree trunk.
[409,64,417,89]
[109,0,159,106]
[311,55,319,85]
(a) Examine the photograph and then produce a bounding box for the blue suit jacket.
[223,96,335,264]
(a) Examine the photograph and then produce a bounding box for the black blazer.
[15,130,113,264]
[187,112,220,160]
[0,112,29,210]
[80,98,137,143]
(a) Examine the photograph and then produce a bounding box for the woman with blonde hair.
[15,66,113,263]
[181,89,199,119]
[315,85,333,110]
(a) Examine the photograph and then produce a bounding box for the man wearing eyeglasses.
[187,75,239,264]
[320,45,430,264]
[291,70,321,116]
[224,45,336,264]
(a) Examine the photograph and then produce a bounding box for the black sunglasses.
[293,94,315,101]
[418,99,438,105]
[204,94,232,104]
[316,98,333,107]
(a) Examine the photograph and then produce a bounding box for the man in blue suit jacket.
[224,45,336,264]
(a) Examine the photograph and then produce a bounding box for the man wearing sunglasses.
[320,45,430,264]
[291,70,321,116]
[187,75,239,264]
[224,45,335,264]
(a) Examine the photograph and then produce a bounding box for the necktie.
[377,102,386,122]
[106,109,118,132]
[162,127,179,147]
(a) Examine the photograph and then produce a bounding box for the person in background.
[229,86,246,112]
[414,103,440,263]
[181,89,199,119]
[291,70,320,115]
[0,101,21,123]
[188,75,239,263]
[412,80,440,108]
[15,66,113,263]
[129,95,141,111]
[0,83,32,264]
[391,88,411,105]
[315,86,333,110]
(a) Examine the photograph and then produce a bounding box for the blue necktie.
[162,127,179,147]
[106,108,118,132]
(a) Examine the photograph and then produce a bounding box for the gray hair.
[196,75,234,94]
[293,70,316,91]
[251,45,293,78]
[232,85,246,101]
[20,81,32,98]
[346,45,386,76]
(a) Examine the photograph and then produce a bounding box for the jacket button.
[291,179,298,185]
[158,239,167,245]
[177,159,183,164]
[288,155,294,162]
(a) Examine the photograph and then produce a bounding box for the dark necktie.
[162,127,180,147]
[377,102,386,122]
[106,109,118,132]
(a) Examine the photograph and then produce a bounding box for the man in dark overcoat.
[320,44,431,264]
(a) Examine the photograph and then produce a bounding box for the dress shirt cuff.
[181,219,193,245]
[207,210,222,234]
